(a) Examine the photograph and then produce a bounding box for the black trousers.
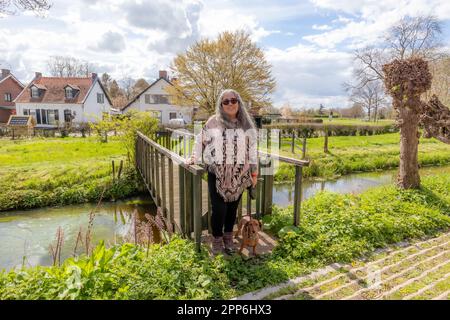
[208,172,242,237]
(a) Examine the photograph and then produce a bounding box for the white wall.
[15,102,84,127]
[125,78,193,125]
[83,80,112,122]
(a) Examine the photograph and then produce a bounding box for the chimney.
[91,72,98,80]
[1,69,10,80]
[35,72,42,79]
[159,70,168,80]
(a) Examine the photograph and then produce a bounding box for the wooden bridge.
[135,128,309,253]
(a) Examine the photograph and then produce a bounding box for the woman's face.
[221,92,239,119]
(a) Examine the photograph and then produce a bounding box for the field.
[272,132,450,180]
[0,137,139,211]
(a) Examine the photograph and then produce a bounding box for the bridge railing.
[136,128,310,251]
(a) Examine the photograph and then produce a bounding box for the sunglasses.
[222,98,239,106]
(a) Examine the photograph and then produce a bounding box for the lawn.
[0,137,139,211]
[271,132,450,180]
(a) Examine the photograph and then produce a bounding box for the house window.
[64,109,72,123]
[23,109,30,115]
[65,87,73,99]
[148,110,162,123]
[97,93,105,103]
[169,112,177,120]
[145,94,170,104]
[31,87,39,98]
[4,93,12,102]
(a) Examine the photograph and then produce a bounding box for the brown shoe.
[212,236,224,256]
[223,232,236,255]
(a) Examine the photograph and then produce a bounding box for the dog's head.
[244,218,262,236]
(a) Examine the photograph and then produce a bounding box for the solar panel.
[8,116,31,126]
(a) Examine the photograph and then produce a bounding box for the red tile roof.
[15,76,94,104]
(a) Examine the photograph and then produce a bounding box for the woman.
[189,89,258,255]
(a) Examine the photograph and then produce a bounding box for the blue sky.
[1,0,449,109]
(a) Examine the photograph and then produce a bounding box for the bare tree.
[346,80,386,121]
[119,77,136,100]
[0,0,51,16]
[347,15,446,190]
[47,56,93,77]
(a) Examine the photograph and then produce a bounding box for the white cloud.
[265,44,353,108]
[312,24,332,31]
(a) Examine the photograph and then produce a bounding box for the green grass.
[271,132,450,180]
[1,172,449,300]
[0,137,139,211]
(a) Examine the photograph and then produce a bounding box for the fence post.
[193,172,202,252]
[293,165,303,226]
[179,166,186,236]
[184,170,193,238]
[302,137,307,159]
[291,130,295,153]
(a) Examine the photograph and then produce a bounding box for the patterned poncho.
[193,115,258,202]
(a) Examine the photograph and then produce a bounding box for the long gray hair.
[215,89,256,131]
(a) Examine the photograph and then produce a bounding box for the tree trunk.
[397,106,420,189]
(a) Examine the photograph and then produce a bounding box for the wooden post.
[291,130,295,153]
[324,127,329,153]
[184,170,193,238]
[193,172,202,252]
[155,151,161,206]
[179,166,186,236]
[246,188,251,217]
[302,137,307,159]
[160,154,167,216]
[293,165,303,226]
[168,158,174,227]
[112,160,116,183]
[118,160,123,179]
[263,157,274,215]
[150,145,156,196]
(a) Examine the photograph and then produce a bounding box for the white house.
[121,71,193,125]
[14,72,112,128]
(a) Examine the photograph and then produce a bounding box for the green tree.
[168,30,276,115]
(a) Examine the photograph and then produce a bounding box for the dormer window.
[65,87,73,99]
[31,86,39,98]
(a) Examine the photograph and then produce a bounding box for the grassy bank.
[0,137,140,211]
[273,132,450,180]
[1,173,449,299]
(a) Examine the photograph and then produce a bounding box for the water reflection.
[0,197,158,271]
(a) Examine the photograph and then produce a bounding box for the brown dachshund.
[235,216,262,256]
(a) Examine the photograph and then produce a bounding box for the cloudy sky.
[1,0,450,108]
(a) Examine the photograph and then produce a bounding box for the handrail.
[165,127,310,167]
[137,131,204,175]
